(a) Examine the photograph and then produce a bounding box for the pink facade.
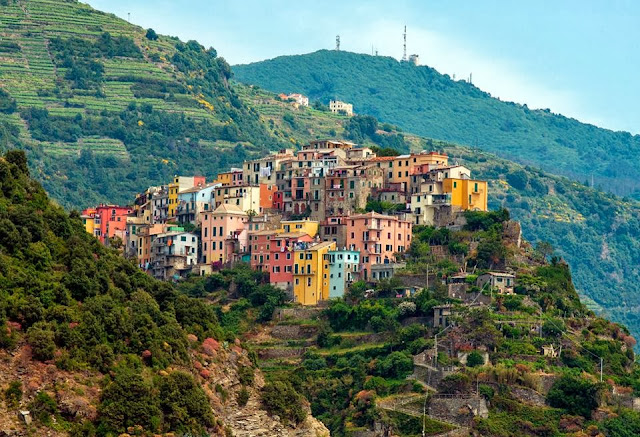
[346,212,412,280]
[249,230,313,289]
[201,204,247,265]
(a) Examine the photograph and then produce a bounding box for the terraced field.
[0,0,226,158]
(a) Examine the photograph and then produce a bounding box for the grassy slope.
[237,86,640,338]
[233,49,640,197]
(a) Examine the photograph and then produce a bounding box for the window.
[295,278,299,285]
[275,253,279,260]
[204,228,208,237]
[286,253,291,260]
[307,278,312,286]
[181,236,186,242]
[454,181,457,188]
[219,241,223,249]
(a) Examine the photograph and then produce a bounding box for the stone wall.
[395,273,439,289]
[428,396,488,427]
[273,307,322,320]
[271,324,318,340]
[257,347,305,360]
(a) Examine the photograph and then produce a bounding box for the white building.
[329,100,353,116]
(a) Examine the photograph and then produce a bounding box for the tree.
[507,169,529,190]
[26,323,56,361]
[466,351,484,367]
[145,28,158,41]
[536,241,554,259]
[547,375,601,418]
[261,381,307,425]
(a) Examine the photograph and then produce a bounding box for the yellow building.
[215,168,244,186]
[81,208,96,235]
[293,241,336,305]
[167,175,206,218]
[280,219,319,237]
[443,178,488,211]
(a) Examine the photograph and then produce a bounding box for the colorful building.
[215,168,244,186]
[293,241,336,305]
[94,204,133,245]
[327,249,360,298]
[201,203,248,266]
[80,208,97,236]
[168,175,206,218]
[346,212,412,280]
[443,178,488,211]
[280,219,319,237]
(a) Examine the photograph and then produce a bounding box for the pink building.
[346,212,412,280]
[201,204,248,266]
[248,230,313,291]
[270,232,314,290]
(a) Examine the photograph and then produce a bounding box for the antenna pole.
[336,35,340,51]
[402,25,407,61]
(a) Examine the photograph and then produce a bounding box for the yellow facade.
[215,172,233,186]
[168,181,179,218]
[293,242,336,305]
[280,219,319,237]
[443,178,488,211]
[82,216,95,235]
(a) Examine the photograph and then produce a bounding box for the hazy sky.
[85,0,639,134]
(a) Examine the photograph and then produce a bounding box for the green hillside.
[234,50,640,198]
[0,0,279,208]
[235,89,640,338]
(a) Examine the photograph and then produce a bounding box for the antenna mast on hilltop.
[336,35,340,51]
[402,26,407,61]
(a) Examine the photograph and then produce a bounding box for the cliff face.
[0,339,329,437]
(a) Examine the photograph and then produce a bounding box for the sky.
[85,0,640,134]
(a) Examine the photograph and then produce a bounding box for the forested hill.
[0,0,281,208]
[234,49,640,198]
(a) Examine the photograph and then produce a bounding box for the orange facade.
[95,205,132,244]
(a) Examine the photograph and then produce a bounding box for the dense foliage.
[0,150,224,434]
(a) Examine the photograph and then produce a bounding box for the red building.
[95,204,133,244]
[248,230,313,292]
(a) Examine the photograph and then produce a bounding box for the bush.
[466,351,484,367]
[4,381,22,408]
[238,365,255,386]
[29,391,57,425]
[26,323,56,361]
[145,28,158,41]
[261,381,307,425]
[547,375,601,418]
[237,386,250,407]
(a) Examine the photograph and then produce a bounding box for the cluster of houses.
[277,93,354,117]
[81,139,490,305]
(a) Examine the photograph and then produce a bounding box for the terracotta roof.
[349,211,397,220]
[304,241,336,251]
[370,156,395,162]
[179,182,217,194]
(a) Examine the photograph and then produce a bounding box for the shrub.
[547,375,601,418]
[4,381,22,408]
[29,391,57,425]
[145,28,158,41]
[26,322,56,361]
[238,365,255,386]
[237,387,250,407]
[261,381,307,425]
[466,351,484,367]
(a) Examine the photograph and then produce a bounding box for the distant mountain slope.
[0,0,280,208]
[234,50,640,197]
[236,87,640,338]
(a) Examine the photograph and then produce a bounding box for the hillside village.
[81,139,489,305]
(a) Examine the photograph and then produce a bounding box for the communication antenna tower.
[402,25,407,61]
[127,12,130,22]
[336,35,340,51]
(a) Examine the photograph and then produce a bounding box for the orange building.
[94,205,133,244]
[260,184,278,210]
[346,212,412,280]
